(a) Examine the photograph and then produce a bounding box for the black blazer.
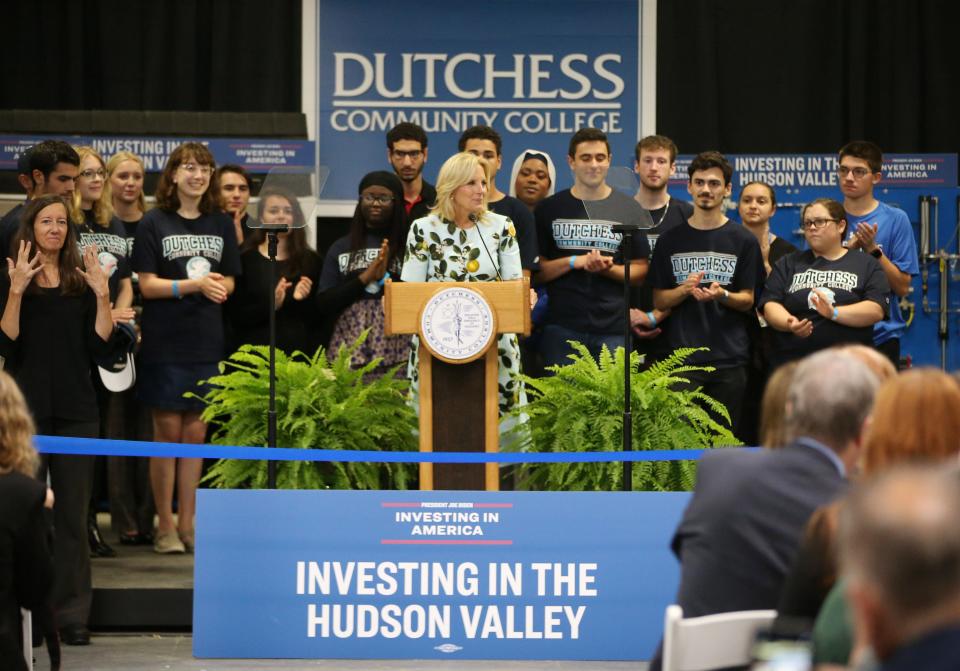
[671,440,848,618]
[0,471,52,671]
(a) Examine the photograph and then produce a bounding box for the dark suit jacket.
[671,440,848,618]
[880,626,960,670]
[0,471,52,671]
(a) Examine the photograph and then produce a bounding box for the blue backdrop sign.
[193,489,687,660]
[0,134,315,172]
[317,0,643,200]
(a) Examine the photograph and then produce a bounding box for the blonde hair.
[103,151,147,217]
[72,145,111,228]
[430,152,492,224]
[0,371,38,476]
[759,360,799,448]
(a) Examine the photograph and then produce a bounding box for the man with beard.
[630,135,694,346]
[385,123,435,225]
[0,140,80,257]
[650,151,763,440]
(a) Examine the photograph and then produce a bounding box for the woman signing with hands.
[0,194,117,645]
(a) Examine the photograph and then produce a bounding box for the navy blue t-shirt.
[489,194,539,272]
[649,220,764,367]
[132,209,241,363]
[536,189,652,334]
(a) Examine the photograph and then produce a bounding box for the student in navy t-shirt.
[132,143,240,556]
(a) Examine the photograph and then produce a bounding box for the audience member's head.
[386,122,428,185]
[759,360,799,448]
[840,465,960,661]
[837,344,897,382]
[786,350,880,462]
[0,371,38,477]
[509,149,556,210]
[216,164,252,217]
[26,140,80,197]
[15,147,34,197]
[860,368,960,476]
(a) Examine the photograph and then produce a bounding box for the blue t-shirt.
[844,201,919,345]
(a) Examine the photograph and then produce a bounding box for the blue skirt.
[138,361,220,412]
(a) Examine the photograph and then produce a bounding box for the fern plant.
[195,333,417,490]
[509,344,738,492]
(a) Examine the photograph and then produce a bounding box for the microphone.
[470,212,503,281]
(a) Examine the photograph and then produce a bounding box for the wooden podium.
[384,279,530,491]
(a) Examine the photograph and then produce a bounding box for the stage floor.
[31,634,649,670]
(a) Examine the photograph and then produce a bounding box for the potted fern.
[509,344,738,492]
[195,333,417,490]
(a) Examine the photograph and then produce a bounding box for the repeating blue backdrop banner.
[193,489,687,661]
[0,134,315,172]
[317,0,642,200]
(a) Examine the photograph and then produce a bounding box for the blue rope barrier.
[34,435,756,463]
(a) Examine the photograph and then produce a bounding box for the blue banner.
[669,153,958,190]
[0,134,315,172]
[317,0,642,200]
[193,489,686,660]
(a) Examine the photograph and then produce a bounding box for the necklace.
[652,199,670,228]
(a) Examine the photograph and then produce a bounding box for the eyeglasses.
[361,194,395,205]
[801,218,838,230]
[837,166,872,179]
[391,150,423,160]
[179,163,212,175]
[79,168,106,179]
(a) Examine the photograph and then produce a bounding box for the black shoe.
[88,513,116,558]
[59,623,91,646]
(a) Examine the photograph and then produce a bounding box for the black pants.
[675,366,749,444]
[875,337,901,370]
[36,418,98,628]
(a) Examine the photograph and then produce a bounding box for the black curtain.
[657,0,960,156]
[0,0,300,113]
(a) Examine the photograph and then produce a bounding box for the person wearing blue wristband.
[534,128,652,369]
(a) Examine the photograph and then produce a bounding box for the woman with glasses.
[758,198,889,368]
[316,171,409,378]
[72,146,137,558]
[132,143,240,555]
[229,187,322,355]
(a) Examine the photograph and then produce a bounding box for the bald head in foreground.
[841,465,960,670]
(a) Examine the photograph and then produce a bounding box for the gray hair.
[840,465,960,620]
[786,349,880,451]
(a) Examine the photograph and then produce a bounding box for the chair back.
[661,604,776,671]
[22,608,33,670]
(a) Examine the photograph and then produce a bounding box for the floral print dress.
[400,212,526,427]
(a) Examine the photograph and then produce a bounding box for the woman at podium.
[401,152,525,427]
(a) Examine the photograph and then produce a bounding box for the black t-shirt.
[0,202,25,258]
[758,249,890,365]
[489,194,539,272]
[0,282,112,423]
[636,197,695,312]
[228,247,322,355]
[76,210,131,303]
[405,181,437,226]
[649,220,764,367]
[131,208,241,364]
[769,236,798,269]
[316,232,403,319]
[117,215,145,306]
[536,189,652,334]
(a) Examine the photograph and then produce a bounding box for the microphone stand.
[265,225,288,489]
[611,222,640,492]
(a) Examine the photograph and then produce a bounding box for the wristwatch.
[870,247,883,259]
